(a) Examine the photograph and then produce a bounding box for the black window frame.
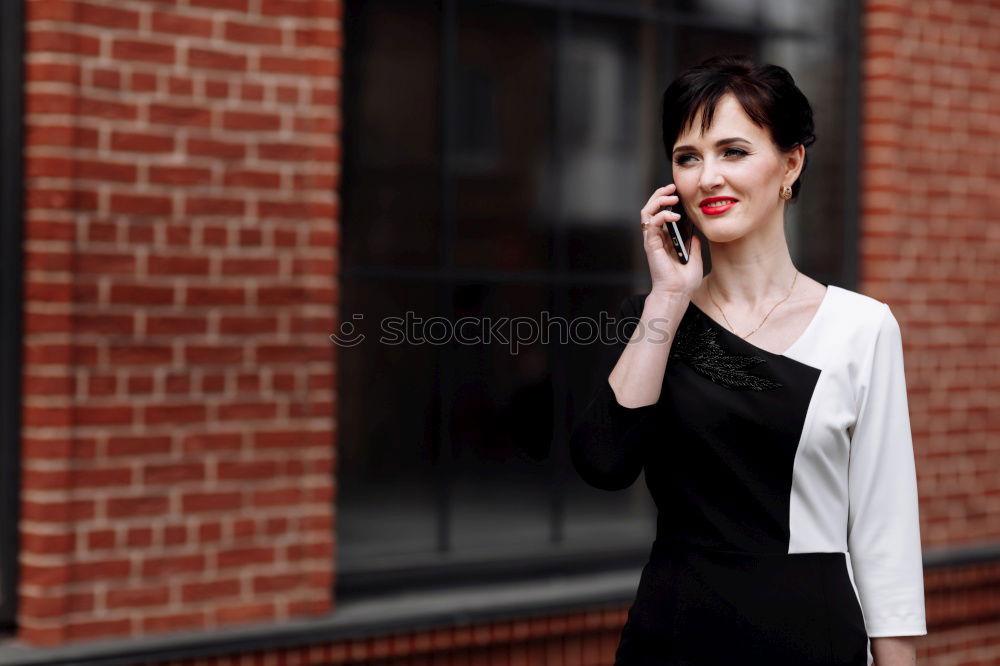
[0,0,25,634]
[336,0,862,599]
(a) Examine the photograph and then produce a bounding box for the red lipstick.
[699,196,738,216]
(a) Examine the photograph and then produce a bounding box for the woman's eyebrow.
[672,137,752,155]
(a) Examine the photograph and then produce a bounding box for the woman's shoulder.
[825,285,896,329]
[823,285,903,361]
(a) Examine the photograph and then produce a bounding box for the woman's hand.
[640,183,704,298]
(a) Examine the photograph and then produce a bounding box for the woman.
[569,55,926,666]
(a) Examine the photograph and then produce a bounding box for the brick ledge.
[0,569,641,665]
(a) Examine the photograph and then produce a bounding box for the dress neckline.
[688,285,835,359]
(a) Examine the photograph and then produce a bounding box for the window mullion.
[436,0,460,555]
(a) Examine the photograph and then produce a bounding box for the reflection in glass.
[342,0,442,269]
[453,4,556,271]
[449,284,554,555]
[674,0,759,26]
[560,14,654,273]
[762,22,848,282]
[761,0,832,33]
[673,25,760,72]
[336,280,440,565]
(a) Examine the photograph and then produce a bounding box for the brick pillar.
[19,0,342,647]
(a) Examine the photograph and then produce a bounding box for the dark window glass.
[448,283,554,555]
[761,0,853,284]
[561,13,653,274]
[0,0,23,633]
[674,25,761,71]
[339,0,857,594]
[335,279,440,566]
[453,4,556,271]
[674,0,759,26]
[341,1,442,269]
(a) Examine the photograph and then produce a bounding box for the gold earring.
[779,185,792,200]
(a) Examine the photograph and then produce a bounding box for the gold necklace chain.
[707,270,799,340]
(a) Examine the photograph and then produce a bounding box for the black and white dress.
[570,285,927,666]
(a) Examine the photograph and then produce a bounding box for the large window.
[337,0,859,596]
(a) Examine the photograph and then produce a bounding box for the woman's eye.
[674,148,750,165]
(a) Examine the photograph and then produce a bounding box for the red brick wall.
[861,0,1000,546]
[860,1,998,550]
[19,0,341,647]
[859,0,1000,663]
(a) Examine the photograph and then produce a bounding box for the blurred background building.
[0,0,996,664]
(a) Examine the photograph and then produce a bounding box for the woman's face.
[670,93,802,244]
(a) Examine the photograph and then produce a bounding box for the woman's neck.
[700,221,798,311]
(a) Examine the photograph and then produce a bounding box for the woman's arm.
[847,303,927,638]
[568,291,686,490]
[871,636,917,665]
[608,291,686,407]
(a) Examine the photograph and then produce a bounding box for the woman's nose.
[699,163,724,191]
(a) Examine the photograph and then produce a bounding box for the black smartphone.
[660,203,690,264]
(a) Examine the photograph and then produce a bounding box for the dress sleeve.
[569,294,661,491]
[846,303,927,637]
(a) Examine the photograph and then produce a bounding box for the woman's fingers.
[642,199,680,221]
[643,186,677,212]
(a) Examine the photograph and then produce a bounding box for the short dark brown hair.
[662,54,817,202]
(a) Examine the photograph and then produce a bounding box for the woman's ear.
[784,144,805,185]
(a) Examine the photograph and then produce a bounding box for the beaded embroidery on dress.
[670,309,783,391]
